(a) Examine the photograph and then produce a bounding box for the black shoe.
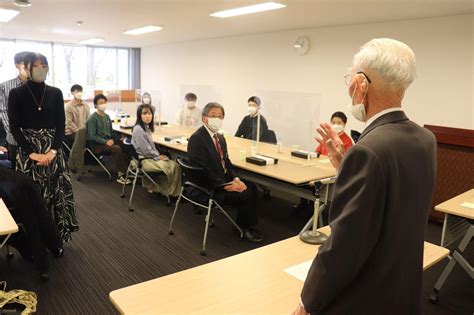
[243,227,264,243]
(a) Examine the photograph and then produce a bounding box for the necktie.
[213,134,226,172]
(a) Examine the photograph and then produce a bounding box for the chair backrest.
[177,158,211,190]
[350,130,361,143]
[261,129,277,144]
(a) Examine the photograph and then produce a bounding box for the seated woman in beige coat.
[131,104,181,197]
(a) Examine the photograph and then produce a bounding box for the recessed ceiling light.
[14,0,31,7]
[124,25,163,35]
[79,38,104,45]
[0,8,20,22]
[210,2,286,18]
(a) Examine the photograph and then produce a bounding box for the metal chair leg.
[128,169,139,211]
[169,187,184,234]
[85,148,112,181]
[201,200,213,256]
[121,165,131,198]
[215,202,243,238]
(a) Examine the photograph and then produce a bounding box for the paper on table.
[317,159,331,164]
[460,202,474,209]
[283,259,313,282]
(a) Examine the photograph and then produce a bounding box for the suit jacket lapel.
[359,111,409,141]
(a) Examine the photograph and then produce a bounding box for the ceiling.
[0,0,472,48]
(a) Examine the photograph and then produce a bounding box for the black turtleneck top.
[8,80,65,155]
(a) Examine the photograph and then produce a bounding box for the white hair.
[353,38,417,90]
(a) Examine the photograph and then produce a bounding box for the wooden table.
[110,226,449,314]
[0,198,18,248]
[430,189,473,303]
[114,124,336,200]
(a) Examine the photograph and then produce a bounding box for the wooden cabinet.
[424,125,474,221]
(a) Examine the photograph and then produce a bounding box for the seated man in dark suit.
[187,102,263,243]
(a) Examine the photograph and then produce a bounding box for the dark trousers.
[6,142,17,169]
[214,180,259,228]
[90,141,131,174]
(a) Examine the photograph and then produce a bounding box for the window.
[0,38,139,99]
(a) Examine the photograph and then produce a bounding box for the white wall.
[142,14,473,140]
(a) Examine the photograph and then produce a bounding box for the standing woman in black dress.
[8,52,78,243]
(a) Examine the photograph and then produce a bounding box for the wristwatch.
[50,149,57,155]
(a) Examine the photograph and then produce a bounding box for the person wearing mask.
[315,111,353,155]
[292,38,437,315]
[0,51,30,169]
[132,104,181,197]
[176,92,201,128]
[187,102,263,243]
[65,84,90,147]
[141,92,156,113]
[8,52,78,244]
[235,96,269,141]
[86,94,132,185]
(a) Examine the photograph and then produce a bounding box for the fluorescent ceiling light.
[124,25,163,35]
[210,2,286,18]
[0,8,20,23]
[79,38,104,45]
[14,0,31,7]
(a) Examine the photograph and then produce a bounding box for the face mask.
[97,104,107,112]
[74,92,83,100]
[332,124,345,134]
[347,82,368,122]
[30,67,48,83]
[143,97,151,105]
[207,117,223,132]
[187,101,196,109]
[248,106,258,116]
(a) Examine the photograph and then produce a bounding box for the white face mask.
[74,92,83,100]
[187,101,196,109]
[30,67,48,83]
[347,82,368,122]
[207,117,223,132]
[248,106,258,116]
[97,104,107,112]
[143,97,151,105]
[332,124,345,134]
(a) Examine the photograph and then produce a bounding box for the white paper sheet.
[283,259,313,282]
[460,202,474,209]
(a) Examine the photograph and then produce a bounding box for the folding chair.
[168,158,243,256]
[84,141,112,181]
[120,146,169,211]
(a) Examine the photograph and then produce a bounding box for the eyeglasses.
[207,115,224,119]
[344,71,372,86]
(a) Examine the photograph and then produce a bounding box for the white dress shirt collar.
[364,107,404,131]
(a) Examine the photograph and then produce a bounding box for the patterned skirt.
[17,128,78,243]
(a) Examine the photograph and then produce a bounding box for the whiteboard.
[255,90,321,150]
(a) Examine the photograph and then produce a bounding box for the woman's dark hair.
[331,111,348,124]
[25,52,48,74]
[247,96,261,106]
[135,104,155,132]
[93,94,107,105]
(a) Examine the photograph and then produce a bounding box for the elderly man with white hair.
[292,38,437,315]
